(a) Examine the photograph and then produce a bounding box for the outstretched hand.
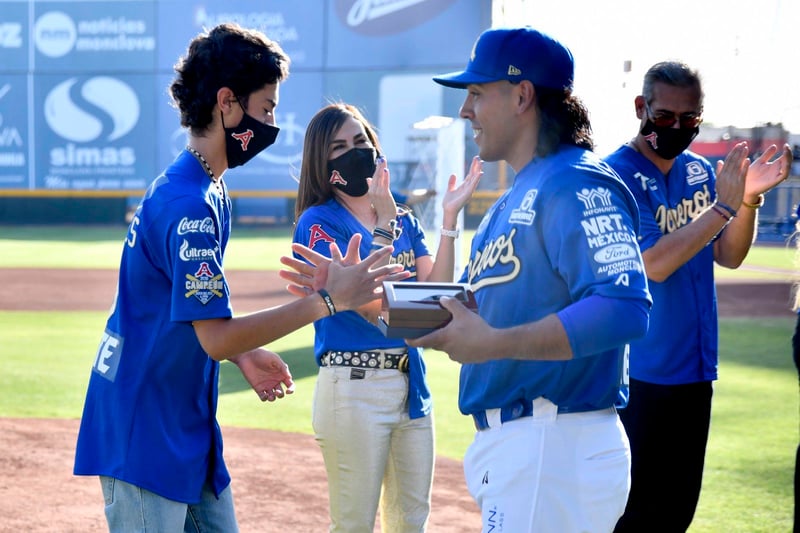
[279,233,362,295]
[231,348,295,402]
[279,233,410,310]
[441,156,483,219]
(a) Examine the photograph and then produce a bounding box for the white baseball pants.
[464,397,630,533]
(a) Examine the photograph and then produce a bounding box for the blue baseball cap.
[433,26,574,90]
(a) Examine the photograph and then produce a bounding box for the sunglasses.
[645,102,703,129]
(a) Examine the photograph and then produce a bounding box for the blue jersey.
[605,145,719,384]
[293,198,432,419]
[74,150,233,503]
[458,146,650,415]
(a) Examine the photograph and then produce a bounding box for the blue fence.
[758,179,799,243]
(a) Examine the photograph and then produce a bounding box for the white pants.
[464,398,630,533]
[313,366,434,533]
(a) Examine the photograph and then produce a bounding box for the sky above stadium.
[493,0,800,153]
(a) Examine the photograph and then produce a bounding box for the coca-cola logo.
[336,0,458,36]
[177,217,215,235]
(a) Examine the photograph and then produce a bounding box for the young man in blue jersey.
[73,24,407,532]
[604,61,792,532]
[404,26,653,532]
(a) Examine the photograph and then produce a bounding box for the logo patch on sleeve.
[185,262,224,304]
[308,224,335,250]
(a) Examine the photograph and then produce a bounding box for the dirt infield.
[0,268,793,532]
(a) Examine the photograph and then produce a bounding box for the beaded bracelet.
[317,289,336,316]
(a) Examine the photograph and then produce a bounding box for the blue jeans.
[100,476,238,532]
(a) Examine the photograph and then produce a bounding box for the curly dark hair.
[535,86,594,157]
[169,23,290,135]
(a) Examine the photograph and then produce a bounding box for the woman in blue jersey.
[292,102,481,532]
[73,25,407,533]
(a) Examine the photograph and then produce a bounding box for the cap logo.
[507,65,522,76]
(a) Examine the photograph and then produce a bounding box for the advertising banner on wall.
[0,0,490,193]
[32,1,157,72]
[0,76,29,188]
[34,73,157,189]
[0,3,29,188]
[0,2,28,72]
[156,1,325,72]
[326,0,488,69]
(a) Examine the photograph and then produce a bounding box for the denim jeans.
[100,476,238,532]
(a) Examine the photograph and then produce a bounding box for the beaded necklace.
[186,146,224,197]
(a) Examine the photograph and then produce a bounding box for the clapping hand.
[744,143,792,198]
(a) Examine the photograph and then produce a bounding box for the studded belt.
[321,350,409,372]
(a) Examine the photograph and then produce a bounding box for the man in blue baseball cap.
[433,26,574,90]
[409,26,652,532]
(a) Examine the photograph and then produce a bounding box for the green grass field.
[0,224,797,531]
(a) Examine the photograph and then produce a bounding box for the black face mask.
[222,105,279,169]
[327,147,376,197]
[640,120,698,160]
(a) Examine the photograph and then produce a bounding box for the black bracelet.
[715,201,737,218]
[317,289,336,316]
[372,227,395,241]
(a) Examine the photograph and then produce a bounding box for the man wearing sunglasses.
[605,61,792,532]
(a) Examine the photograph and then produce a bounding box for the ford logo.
[593,244,636,264]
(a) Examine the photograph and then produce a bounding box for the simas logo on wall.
[34,10,154,58]
[44,76,138,169]
[336,0,458,35]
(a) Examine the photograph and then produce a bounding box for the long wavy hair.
[535,86,594,157]
[294,103,382,221]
